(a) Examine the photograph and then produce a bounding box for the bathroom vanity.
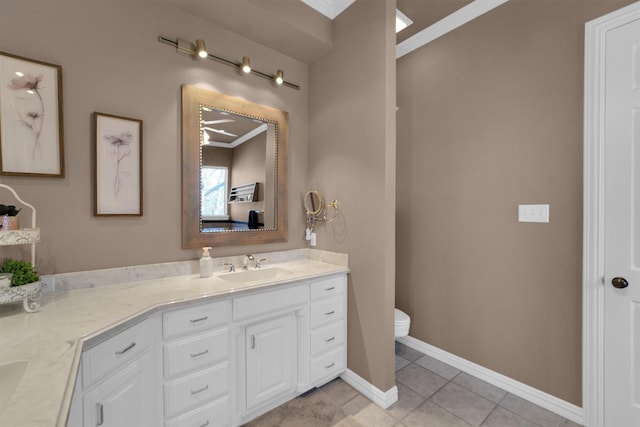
[0,250,348,427]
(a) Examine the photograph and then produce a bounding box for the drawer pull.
[325,336,335,342]
[115,342,136,356]
[199,421,210,427]
[190,349,209,358]
[325,286,336,291]
[325,362,336,369]
[96,402,104,426]
[325,310,335,316]
[190,385,209,395]
[189,316,209,323]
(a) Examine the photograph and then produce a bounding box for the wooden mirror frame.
[181,85,288,248]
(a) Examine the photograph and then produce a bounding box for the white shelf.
[0,184,40,313]
[229,182,258,203]
[0,228,40,246]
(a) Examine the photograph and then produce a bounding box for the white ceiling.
[166,0,509,63]
[300,0,355,19]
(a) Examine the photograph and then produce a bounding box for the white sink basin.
[219,268,290,284]
[0,360,27,411]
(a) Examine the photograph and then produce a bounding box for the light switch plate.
[518,204,550,223]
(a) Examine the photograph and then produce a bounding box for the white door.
[604,15,640,427]
[245,314,295,411]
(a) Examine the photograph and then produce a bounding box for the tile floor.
[243,342,583,427]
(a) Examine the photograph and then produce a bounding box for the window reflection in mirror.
[200,166,228,220]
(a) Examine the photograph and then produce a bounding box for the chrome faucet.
[243,254,254,270]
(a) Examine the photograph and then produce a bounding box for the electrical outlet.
[518,204,550,223]
[40,275,55,293]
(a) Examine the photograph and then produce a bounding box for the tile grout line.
[425,395,479,426]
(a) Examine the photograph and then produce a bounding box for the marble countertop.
[0,251,348,427]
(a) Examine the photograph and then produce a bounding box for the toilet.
[394,308,411,338]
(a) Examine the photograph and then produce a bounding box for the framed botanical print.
[0,51,64,177]
[94,112,143,216]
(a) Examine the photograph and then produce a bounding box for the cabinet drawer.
[310,322,345,357]
[164,363,230,418]
[165,328,229,379]
[310,346,345,384]
[310,276,345,301]
[310,296,344,329]
[164,300,229,340]
[233,284,307,322]
[165,395,230,427]
[83,318,153,388]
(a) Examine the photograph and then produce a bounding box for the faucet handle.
[255,258,268,269]
[219,262,235,272]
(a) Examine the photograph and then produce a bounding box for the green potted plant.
[0,258,41,312]
[0,258,39,287]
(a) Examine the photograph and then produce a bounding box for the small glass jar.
[1,215,19,230]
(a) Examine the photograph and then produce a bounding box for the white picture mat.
[95,114,141,215]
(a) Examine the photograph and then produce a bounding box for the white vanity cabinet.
[233,283,309,422]
[65,271,348,427]
[162,299,232,427]
[309,275,347,385]
[78,317,159,427]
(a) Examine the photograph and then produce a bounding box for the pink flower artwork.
[7,73,45,160]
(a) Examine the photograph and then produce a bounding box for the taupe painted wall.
[202,146,232,169]
[308,0,397,392]
[396,0,635,405]
[1,0,398,396]
[0,0,309,273]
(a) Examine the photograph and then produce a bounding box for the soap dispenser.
[199,247,213,278]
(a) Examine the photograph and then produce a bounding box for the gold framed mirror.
[182,85,288,248]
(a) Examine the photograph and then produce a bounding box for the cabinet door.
[83,351,156,427]
[245,314,296,411]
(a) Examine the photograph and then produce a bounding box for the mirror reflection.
[200,107,276,232]
[304,190,324,217]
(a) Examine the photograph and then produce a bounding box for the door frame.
[584,2,640,426]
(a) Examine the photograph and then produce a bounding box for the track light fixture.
[241,56,251,74]
[274,70,284,85]
[195,39,207,58]
[158,36,300,90]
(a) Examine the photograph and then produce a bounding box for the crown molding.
[396,0,510,59]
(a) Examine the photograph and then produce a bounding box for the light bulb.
[274,70,284,85]
[195,39,207,59]
[241,56,251,73]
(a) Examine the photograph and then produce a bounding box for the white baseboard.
[340,369,398,409]
[397,336,584,425]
